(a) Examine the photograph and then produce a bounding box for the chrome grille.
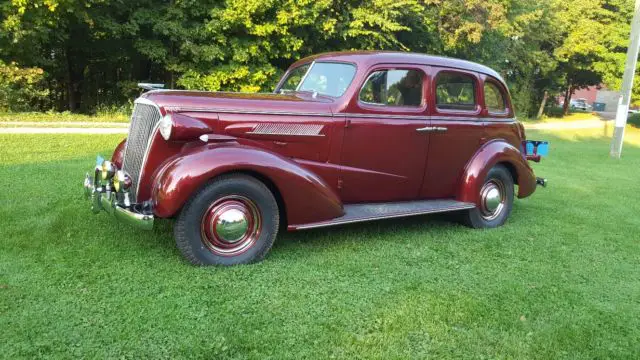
[122,102,161,201]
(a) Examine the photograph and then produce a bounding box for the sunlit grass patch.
[1,131,640,359]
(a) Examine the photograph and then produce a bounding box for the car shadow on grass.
[99,203,528,266]
[274,211,470,248]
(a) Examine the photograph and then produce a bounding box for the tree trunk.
[66,50,83,112]
[536,90,549,119]
[562,85,573,115]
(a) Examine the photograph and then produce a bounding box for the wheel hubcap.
[479,180,505,221]
[201,196,261,256]
[215,208,249,243]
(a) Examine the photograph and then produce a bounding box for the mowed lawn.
[1,128,640,359]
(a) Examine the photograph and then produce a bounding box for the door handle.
[416,126,448,133]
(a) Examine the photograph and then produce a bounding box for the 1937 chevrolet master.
[83,51,547,266]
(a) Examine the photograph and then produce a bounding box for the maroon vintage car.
[84,51,547,266]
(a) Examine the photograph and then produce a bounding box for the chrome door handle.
[416,126,448,133]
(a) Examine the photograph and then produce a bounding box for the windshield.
[277,62,356,98]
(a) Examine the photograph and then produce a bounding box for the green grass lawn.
[2,130,640,359]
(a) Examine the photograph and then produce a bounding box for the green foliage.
[545,106,566,118]
[0,0,636,116]
[0,61,49,112]
[628,112,640,128]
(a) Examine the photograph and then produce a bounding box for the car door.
[339,65,431,203]
[420,68,486,199]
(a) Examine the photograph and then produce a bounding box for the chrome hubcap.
[215,208,249,243]
[479,180,505,221]
[201,196,261,256]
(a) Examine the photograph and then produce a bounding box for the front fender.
[457,140,536,205]
[111,138,126,168]
[151,143,344,226]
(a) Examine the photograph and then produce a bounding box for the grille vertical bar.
[122,102,162,201]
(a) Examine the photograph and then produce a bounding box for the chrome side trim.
[164,106,334,118]
[345,113,430,120]
[293,203,476,230]
[161,106,513,122]
[416,126,448,132]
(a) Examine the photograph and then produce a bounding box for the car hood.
[141,90,335,115]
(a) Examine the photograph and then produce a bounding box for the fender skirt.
[151,143,344,226]
[457,140,536,205]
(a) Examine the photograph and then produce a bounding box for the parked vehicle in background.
[570,98,592,111]
[83,51,547,266]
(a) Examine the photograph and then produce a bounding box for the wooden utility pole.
[610,0,640,158]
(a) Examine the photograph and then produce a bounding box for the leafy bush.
[0,61,50,112]
[545,106,565,118]
[628,113,640,128]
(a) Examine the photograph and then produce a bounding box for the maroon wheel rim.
[200,195,262,256]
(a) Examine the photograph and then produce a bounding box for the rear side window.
[435,72,477,111]
[484,81,507,113]
[359,69,424,107]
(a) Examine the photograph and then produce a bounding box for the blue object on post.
[525,140,549,157]
[96,155,105,167]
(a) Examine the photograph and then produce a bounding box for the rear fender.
[151,143,344,226]
[457,140,536,205]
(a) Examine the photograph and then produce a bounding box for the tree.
[551,0,633,114]
[0,0,636,116]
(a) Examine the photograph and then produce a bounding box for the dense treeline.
[0,0,636,117]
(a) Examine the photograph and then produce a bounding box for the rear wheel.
[461,164,514,228]
[175,174,279,266]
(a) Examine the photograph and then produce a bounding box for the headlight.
[159,114,173,140]
[113,170,132,192]
[101,160,115,180]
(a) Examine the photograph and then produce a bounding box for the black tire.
[174,174,279,266]
[461,164,514,229]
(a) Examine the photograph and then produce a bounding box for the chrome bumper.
[83,170,154,230]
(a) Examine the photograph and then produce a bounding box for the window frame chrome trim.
[433,69,482,116]
[483,78,510,117]
[357,67,427,111]
[275,60,357,98]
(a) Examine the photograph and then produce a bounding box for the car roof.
[291,51,506,84]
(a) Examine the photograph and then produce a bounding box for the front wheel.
[461,164,514,228]
[174,174,280,266]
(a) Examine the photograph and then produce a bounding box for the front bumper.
[83,165,154,231]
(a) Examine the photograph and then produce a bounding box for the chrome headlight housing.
[101,160,116,180]
[113,170,132,192]
[159,114,173,140]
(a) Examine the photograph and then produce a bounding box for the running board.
[291,199,475,230]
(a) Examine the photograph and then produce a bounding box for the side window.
[435,72,477,111]
[279,64,311,92]
[484,81,507,113]
[359,69,424,107]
